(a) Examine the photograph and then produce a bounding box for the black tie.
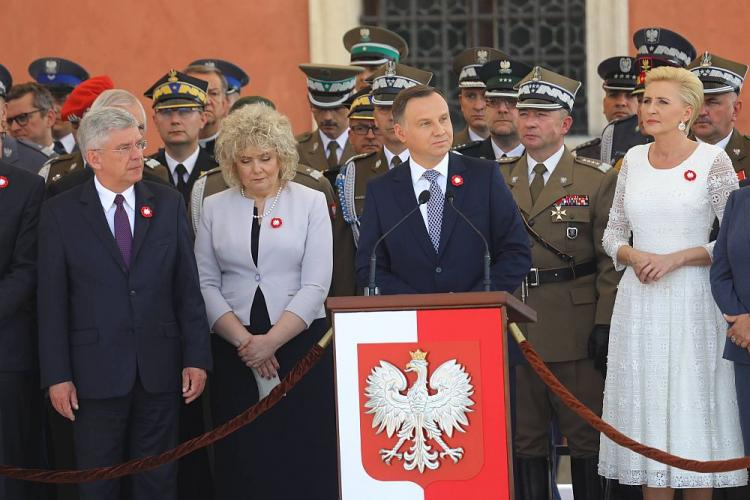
[53,140,66,155]
[175,164,189,200]
[391,156,402,168]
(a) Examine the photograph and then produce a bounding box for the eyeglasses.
[350,124,382,136]
[155,107,202,118]
[486,97,518,109]
[6,109,44,127]
[93,140,148,155]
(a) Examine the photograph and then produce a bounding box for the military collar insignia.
[511,176,519,184]
[734,148,741,156]
[560,176,568,184]
[375,159,382,169]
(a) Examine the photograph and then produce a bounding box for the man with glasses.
[184,63,229,158]
[346,89,382,157]
[297,64,362,174]
[38,106,211,500]
[0,65,49,173]
[146,70,217,204]
[451,47,505,146]
[457,54,531,160]
[6,82,57,157]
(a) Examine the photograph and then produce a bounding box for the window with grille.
[361,0,588,134]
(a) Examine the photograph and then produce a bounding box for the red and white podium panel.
[327,292,536,500]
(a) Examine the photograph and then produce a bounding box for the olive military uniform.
[296,129,355,174]
[39,151,170,185]
[452,127,472,147]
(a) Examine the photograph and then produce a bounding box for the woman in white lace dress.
[598,66,747,499]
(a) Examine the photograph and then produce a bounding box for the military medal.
[555,194,589,207]
[451,174,464,187]
[550,205,567,221]
[0,176,7,188]
[270,217,283,228]
[684,169,697,181]
[140,206,153,218]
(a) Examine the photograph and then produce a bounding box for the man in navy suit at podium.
[355,84,530,295]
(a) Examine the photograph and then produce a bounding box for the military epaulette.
[295,131,314,143]
[497,155,521,164]
[572,137,601,152]
[299,165,324,181]
[574,155,612,173]
[343,151,377,165]
[452,140,482,152]
[199,166,222,177]
[144,158,162,170]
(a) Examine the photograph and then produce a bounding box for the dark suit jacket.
[0,161,44,371]
[38,179,212,398]
[710,187,750,364]
[355,153,530,294]
[150,148,217,204]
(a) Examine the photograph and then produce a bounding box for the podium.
[327,292,536,500]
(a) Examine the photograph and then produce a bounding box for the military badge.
[619,57,632,73]
[684,169,697,182]
[734,148,741,157]
[554,194,589,207]
[140,206,154,218]
[645,28,659,44]
[451,174,464,187]
[550,205,567,221]
[476,49,489,65]
[360,28,371,42]
[375,159,382,169]
[45,59,58,75]
[701,52,712,67]
[270,217,283,228]
[0,176,8,189]
[499,60,511,74]
[566,226,579,240]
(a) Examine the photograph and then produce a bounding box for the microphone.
[367,190,431,296]
[446,192,492,292]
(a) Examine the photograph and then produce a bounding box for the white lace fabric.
[598,142,746,488]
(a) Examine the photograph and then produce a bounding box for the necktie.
[390,155,402,168]
[53,140,66,155]
[326,141,339,169]
[530,163,547,204]
[422,169,443,252]
[175,163,189,199]
[113,194,132,268]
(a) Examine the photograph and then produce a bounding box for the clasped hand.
[629,249,681,284]
[238,334,281,379]
[725,313,750,352]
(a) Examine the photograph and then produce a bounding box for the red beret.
[61,75,115,123]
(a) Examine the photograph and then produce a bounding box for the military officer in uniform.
[573,56,638,161]
[346,89,382,157]
[499,67,619,500]
[343,25,409,91]
[190,58,250,107]
[334,63,432,296]
[296,64,362,175]
[29,57,89,155]
[184,63,230,158]
[451,47,505,146]
[600,28,696,167]
[456,53,531,160]
[689,52,750,182]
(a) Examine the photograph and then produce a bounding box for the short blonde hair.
[645,66,704,129]
[215,104,298,187]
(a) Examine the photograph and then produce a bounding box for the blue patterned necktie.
[114,194,132,268]
[422,169,443,252]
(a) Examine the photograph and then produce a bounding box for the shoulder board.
[199,166,222,177]
[344,151,377,164]
[572,137,600,151]
[144,158,162,170]
[574,155,611,173]
[497,155,521,164]
[295,131,313,143]
[452,140,482,152]
[299,165,324,180]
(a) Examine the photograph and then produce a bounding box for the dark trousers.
[73,377,180,500]
[0,371,44,500]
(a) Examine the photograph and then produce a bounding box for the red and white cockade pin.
[0,176,8,189]
[684,169,697,182]
[140,206,154,218]
[450,174,464,187]
[270,217,283,228]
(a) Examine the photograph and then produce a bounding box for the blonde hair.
[215,104,298,187]
[645,66,704,130]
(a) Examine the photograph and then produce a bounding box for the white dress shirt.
[409,153,450,231]
[468,127,485,142]
[319,129,349,163]
[94,175,135,237]
[696,129,734,151]
[164,147,200,185]
[492,140,525,159]
[384,146,410,169]
[527,145,565,184]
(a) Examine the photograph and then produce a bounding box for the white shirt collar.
[59,133,76,154]
[94,175,136,212]
[318,129,349,153]
[696,129,734,152]
[491,139,525,159]
[409,153,450,184]
[383,146,410,169]
[468,127,486,142]
[164,146,200,177]
[527,145,565,178]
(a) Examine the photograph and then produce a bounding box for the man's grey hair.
[77,107,139,154]
[91,89,148,131]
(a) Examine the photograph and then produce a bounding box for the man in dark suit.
[38,107,212,500]
[0,160,44,500]
[355,84,530,295]
[145,70,217,204]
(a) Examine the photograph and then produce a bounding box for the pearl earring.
[678,122,687,132]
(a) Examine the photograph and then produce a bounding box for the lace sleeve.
[602,155,631,271]
[704,149,740,258]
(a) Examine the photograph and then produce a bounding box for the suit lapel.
[392,161,435,261]
[528,149,574,220]
[438,153,467,257]
[152,150,173,186]
[509,155,533,216]
[131,181,155,266]
[79,179,128,273]
[341,140,355,166]
[308,130,327,169]
[193,149,217,179]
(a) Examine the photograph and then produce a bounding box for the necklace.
[241,185,283,219]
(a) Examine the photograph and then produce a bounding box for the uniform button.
[255,274,261,282]
[435,267,442,273]
[129,290,136,296]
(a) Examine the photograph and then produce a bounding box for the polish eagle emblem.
[364,349,475,473]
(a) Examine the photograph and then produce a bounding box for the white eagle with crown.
[364,349,475,473]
